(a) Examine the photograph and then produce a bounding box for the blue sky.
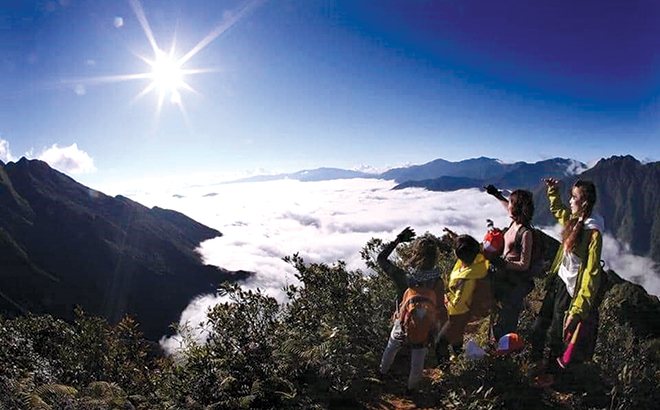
[1,0,659,189]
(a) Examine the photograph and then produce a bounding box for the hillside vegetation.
[1,233,659,410]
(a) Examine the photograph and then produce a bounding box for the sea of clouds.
[122,178,660,353]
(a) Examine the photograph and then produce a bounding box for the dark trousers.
[434,313,469,363]
[530,275,599,370]
[491,274,534,341]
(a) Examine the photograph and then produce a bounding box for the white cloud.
[37,143,96,174]
[564,159,588,175]
[352,164,385,174]
[74,84,87,96]
[602,237,660,296]
[0,138,17,162]
[123,179,660,353]
[543,224,660,296]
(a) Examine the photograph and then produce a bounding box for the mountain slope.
[391,157,587,191]
[392,176,485,191]
[380,157,525,183]
[496,158,586,189]
[0,158,248,339]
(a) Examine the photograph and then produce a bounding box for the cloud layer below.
[124,178,659,352]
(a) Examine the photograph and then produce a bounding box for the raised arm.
[544,178,571,226]
[484,184,509,211]
[377,227,415,298]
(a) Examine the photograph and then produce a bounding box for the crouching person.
[435,233,493,366]
[378,227,447,391]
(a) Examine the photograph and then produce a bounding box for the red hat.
[494,333,524,356]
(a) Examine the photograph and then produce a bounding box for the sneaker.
[533,373,555,388]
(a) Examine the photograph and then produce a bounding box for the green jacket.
[547,185,603,320]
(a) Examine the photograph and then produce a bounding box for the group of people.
[378,178,605,391]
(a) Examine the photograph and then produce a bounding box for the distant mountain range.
[220,155,659,265]
[220,157,586,190]
[385,155,660,265]
[223,167,376,184]
[391,157,587,191]
[0,158,249,339]
[382,156,523,183]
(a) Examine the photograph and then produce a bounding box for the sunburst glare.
[137,45,187,108]
[152,49,183,97]
[56,0,266,120]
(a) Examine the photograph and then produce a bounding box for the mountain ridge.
[0,158,249,339]
[218,156,586,187]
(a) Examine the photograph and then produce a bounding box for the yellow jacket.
[547,185,603,320]
[446,253,489,316]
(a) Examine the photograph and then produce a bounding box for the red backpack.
[398,287,438,345]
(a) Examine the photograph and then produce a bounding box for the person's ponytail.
[562,218,585,252]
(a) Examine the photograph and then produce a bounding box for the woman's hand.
[442,227,458,240]
[396,226,416,243]
[484,184,501,197]
[543,178,560,190]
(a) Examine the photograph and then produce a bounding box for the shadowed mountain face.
[382,157,527,183]
[391,157,586,191]
[0,158,249,340]
[534,155,660,264]
[392,176,485,191]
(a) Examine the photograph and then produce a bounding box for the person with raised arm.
[377,227,448,392]
[484,185,537,342]
[530,179,604,387]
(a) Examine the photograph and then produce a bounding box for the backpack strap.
[513,224,532,255]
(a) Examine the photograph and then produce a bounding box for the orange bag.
[482,219,504,260]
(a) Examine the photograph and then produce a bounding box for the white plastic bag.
[465,338,486,360]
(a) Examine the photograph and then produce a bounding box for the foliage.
[2,233,660,409]
[280,254,392,396]
[0,310,159,409]
[594,279,660,410]
[159,282,285,408]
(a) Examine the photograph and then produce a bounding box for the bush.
[280,254,392,396]
[595,279,660,410]
[2,234,660,410]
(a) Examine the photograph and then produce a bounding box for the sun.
[60,0,264,120]
[151,49,183,97]
[144,48,185,105]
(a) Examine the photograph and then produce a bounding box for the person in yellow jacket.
[530,178,604,387]
[435,233,493,366]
